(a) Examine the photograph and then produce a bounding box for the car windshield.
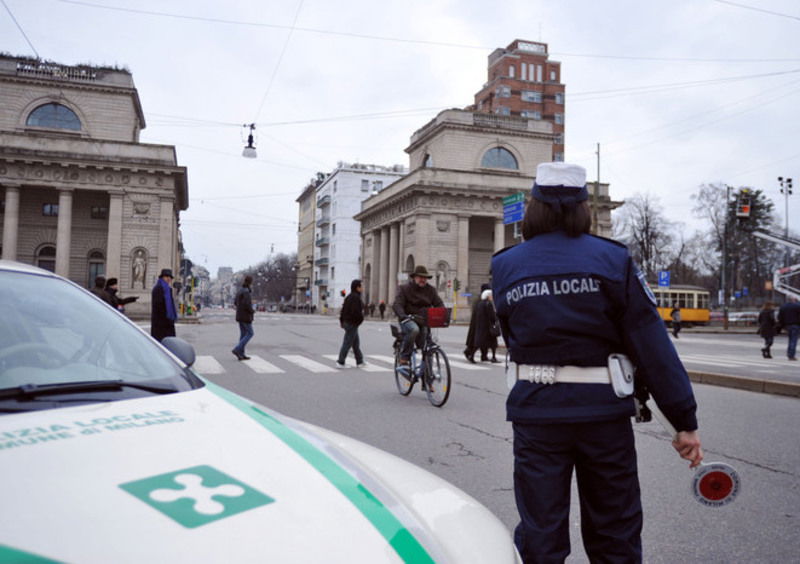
[0,269,196,406]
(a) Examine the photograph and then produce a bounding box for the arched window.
[26,103,81,131]
[481,147,518,170]
[36,245,56,272]
[88,250,105,283]
[405,255,415,274]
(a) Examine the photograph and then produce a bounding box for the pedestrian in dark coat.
[757,302,776,358]
[90,276,114,306]
[777,298,800,361]
[670,303,682,338]
[378,300,386,320]
[337,279,365,368]
[464,283,491,363]
[473,289,500,362]
[232,275,255,360]
[104,277,138,314]
[151,269,177,342]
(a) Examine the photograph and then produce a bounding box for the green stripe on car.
[0,545,61,563]
[205,381,435,564]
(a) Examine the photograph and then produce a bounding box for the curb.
[687,370,800,398]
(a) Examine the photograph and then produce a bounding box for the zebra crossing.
[191,350,495,376]
[679,352,797,374]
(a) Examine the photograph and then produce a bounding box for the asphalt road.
[171,312,800,563]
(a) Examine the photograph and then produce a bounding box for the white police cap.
[535,162,586,188]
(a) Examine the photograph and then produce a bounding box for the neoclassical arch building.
[354,109,618,317]
[0,56,188,315]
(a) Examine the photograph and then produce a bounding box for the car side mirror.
[161,337,196,367]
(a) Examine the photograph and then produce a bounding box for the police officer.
[491,162,703,563]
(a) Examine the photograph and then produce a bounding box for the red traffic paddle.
[647,400,740,507]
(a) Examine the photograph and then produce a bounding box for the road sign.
[658,271,670,287]
[502,192,525,206]
[503,202,524,224]
[503,192,526,225]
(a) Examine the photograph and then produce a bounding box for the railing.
[17,61,97,81]
[315,237,330,247]
[316,194,331,207]
[316,216,330,227]
[314,278,329,286]
[315,257,329,266]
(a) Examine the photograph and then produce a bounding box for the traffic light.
[340,289,346,297]
[453,278,460,293]
[736,189,751,218]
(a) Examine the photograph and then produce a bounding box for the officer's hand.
[672,431,703,469]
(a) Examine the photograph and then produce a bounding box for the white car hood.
[0,383,517,563]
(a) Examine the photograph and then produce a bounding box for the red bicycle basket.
[425,307,451,328]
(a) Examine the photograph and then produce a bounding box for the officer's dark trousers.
[512,418,642,564]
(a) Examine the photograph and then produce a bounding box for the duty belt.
[509,362,610,385]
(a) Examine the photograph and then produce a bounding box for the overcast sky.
[3,0,799,276]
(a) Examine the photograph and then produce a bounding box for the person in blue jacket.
[491,162,703,564]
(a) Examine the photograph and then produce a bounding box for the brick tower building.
[473,39,565,161]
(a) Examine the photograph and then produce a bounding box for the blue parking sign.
[658,271,670,287]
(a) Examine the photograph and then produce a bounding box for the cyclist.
[392,265,444,374]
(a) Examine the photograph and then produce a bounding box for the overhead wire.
[711,0,800,21]
[251,0,304,124]
[53,0,800,63]
[2,0,40,58]
[568,68,800,101]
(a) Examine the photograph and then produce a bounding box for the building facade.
[313,162,407,311]
[354,110,618,320]
[295,175,320,310]
[0,56,188,316]
[472,39,565,162]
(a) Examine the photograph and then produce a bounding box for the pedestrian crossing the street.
[190,350,496,376]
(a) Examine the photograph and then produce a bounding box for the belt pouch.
[608,353,634,398]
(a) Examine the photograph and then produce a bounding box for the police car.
[0,261,519,563]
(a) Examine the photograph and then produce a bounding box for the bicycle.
[390,307,452,407]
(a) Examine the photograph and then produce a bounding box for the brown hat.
[411,265,433,278]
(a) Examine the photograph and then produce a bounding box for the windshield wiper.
[0,380,177,400]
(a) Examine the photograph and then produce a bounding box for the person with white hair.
[472,288,500,362]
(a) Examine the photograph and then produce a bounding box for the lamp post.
[722,185,732,330]
[778,176,793,266]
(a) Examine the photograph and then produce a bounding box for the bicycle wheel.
[394,343,414,396]
[425,348,451,407]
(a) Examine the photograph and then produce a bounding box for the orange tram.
[650,284,711,326]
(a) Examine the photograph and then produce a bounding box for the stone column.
[55,188,74,277]
[494,219,506,252]
[369,229,381,305]
[388,222,399,300]
[157,197,175,278]
[378,225,389,303]
[106,191,124,281]
[414,214,431,268]
[1,185,20,261]
[397,220,406,281]
[456,215,470,313]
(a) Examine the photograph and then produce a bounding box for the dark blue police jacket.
[492,231,698,431]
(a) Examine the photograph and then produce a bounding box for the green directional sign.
[503,192,525,206]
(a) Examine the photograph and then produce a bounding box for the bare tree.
[613,193,674,280]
